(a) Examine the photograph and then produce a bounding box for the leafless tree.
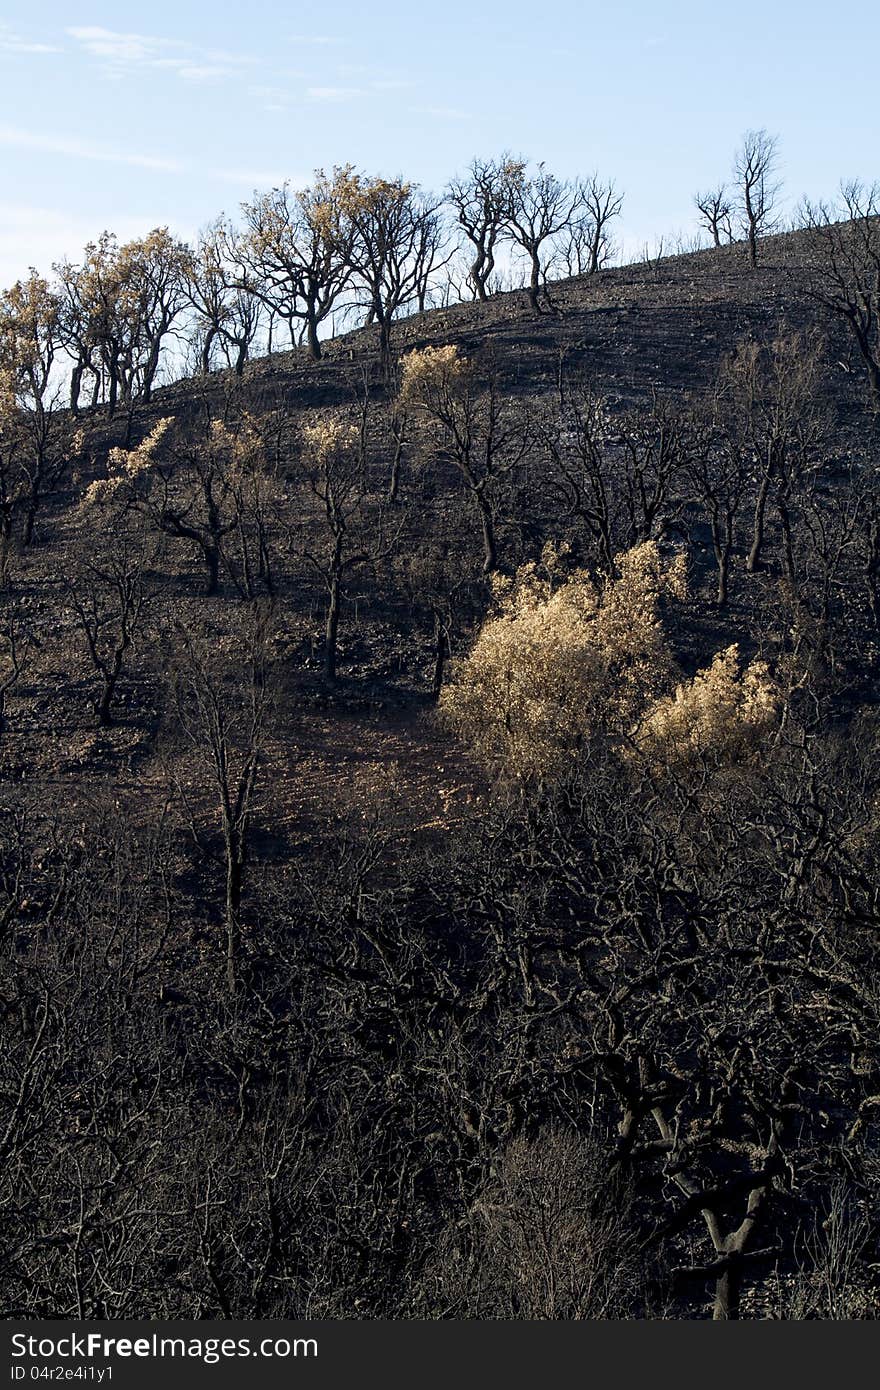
[447,155,520,301]
[402,348,527,574]
[185,219,263,375]
[801,182,880,405]
[64,527,153,726]
[168,605,274,993]
[541,383,615,571]
[297,411,401,681]
[0,611,34,736]
[419,1126,645,1317]
[52,230,189,415]
[236,177,354,361]
[686,408,748,606]
[541,379,688,570]
[695,185,733,247]
[720,332,826,576]
[0,274,67,544]
[334,169,448,364]
[506,164,587,312]
[733,130,781,268]
[144,409,254,597]
[581,174,624,273]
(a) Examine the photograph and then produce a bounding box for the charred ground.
[2,228,880,1320]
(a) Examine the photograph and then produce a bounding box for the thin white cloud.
[65,25,183,63]
[408,105,472,121]
[65,26,254,82]
[202,47,259,66]
[0,124,299,193]
[249,82,295,111]
[179,65,234,82]
[288,34,342,46]
[152,58,236,82]
[0,203,154,285]
[0,23,61,54]
[0,123,184,172]
[332,64,414,91]
[306,86,365,103]
[209,166,298,189]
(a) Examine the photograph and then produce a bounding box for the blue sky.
[0,1,877,285]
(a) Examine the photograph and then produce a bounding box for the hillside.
[160,225,864,415]
[6,228,874,819]
[2,226,880,1321]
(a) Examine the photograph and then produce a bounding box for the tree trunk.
[852,324,880,406]
[306,315,322,361]
[712,1259,741,1320]
[378,315,392,367]
[471,251,489,302]
[712,518,732,607]
[748,467,773,572]
[204,544,220,596]
[388,430,404,502]
[70,363,83,415]
[107,358,119,418]
[527,252,541,313]
[324,570,341,681]
[22,489,37,547]
[588,226,601,274]
[201,327,217,375]
[867,518,880,633]
[431,609,448,697]
[777,497,796,581]
[0,510,12,586]
[224,848,243,995]
[475,491,497,574]
[97,670,118,727]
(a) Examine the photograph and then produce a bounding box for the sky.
[0,1,877,287]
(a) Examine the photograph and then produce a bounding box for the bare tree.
[581,175,624,273]
[64,527,153,727]
[506,164,587,312]
[733,130,781,268]
[401,346,527,574]
[236,176,354,361]
[420,1126,644,1317]
[185,218,263,376]
[686,409,748,606]
[541,382,615,571]
[334,168,448,364]
[52,229,189,415]
[721,333,826,576]
[695,185,733,247]
[0,611,34,736]
[447,155,521,301]
[169,605,274,993]
[801,182,880,405]
[296,413,400,682]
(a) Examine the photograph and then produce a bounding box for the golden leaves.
[633,644,779,771]
[96,417,173,497]
[440,541,687,781]
[0,272,58,381]
[301,417,359,466]
[399,344,468,406]
[442,539,779,783]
